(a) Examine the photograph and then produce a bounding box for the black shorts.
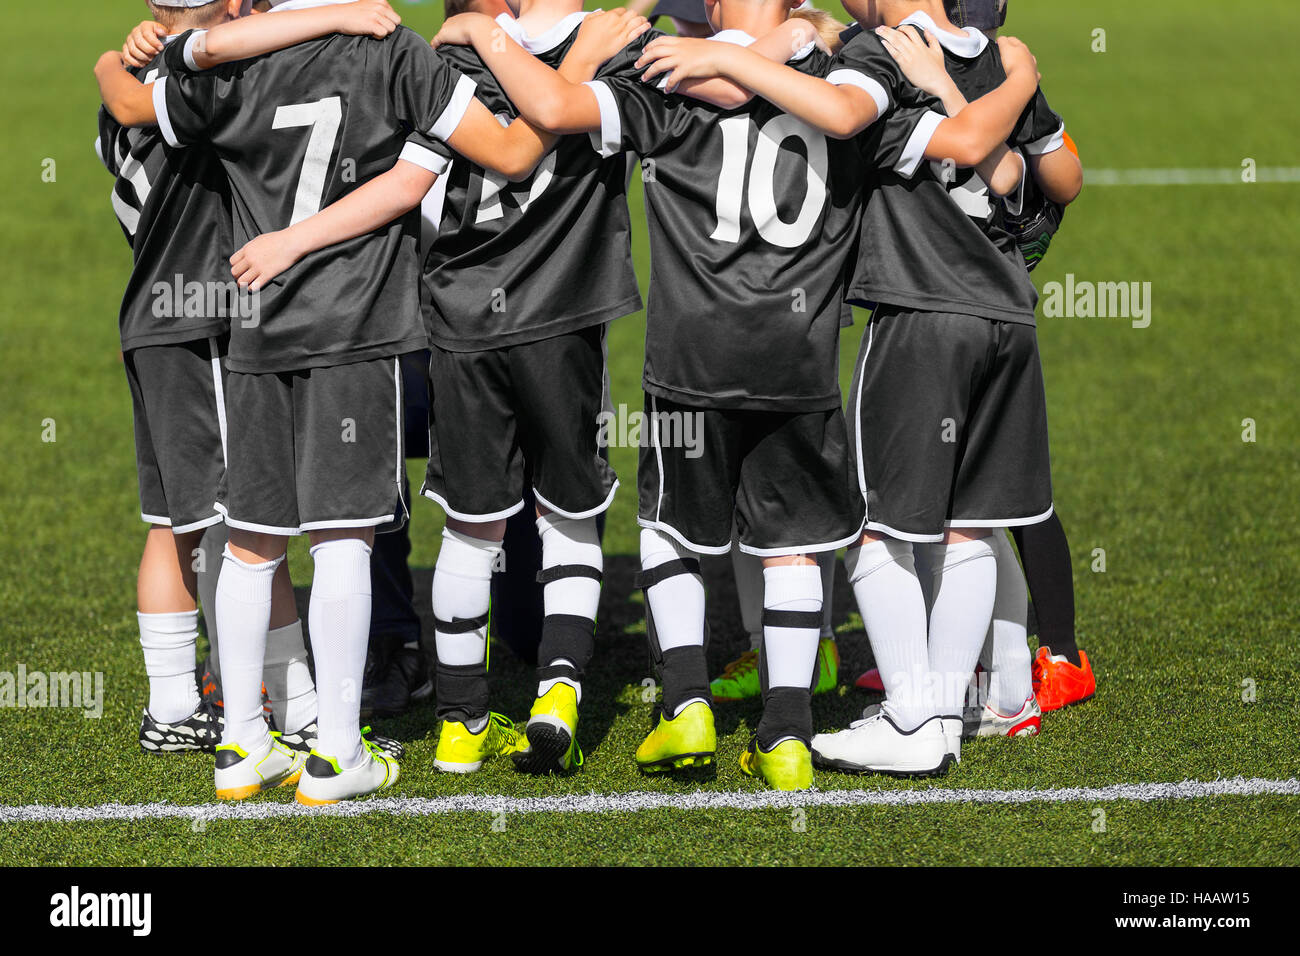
[848,307,1054,541]
[124,335,228,534]
[637,395,864,556]
[421,326,618,522]
[217,356,408,536]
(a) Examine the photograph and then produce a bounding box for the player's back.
[588,34,865,413]
[157,26,468,373]
[425,14,652,351]
[98,40,233,352]
[848,13,1062,324]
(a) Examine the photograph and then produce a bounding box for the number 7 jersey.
[155,26,472,374]
[586,32,867,413]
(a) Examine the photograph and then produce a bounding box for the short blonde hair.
[791,7,847,55]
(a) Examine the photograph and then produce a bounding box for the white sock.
[307,539,372,770]
[138,610,202,723]
[535,514,602,701]
[264,619,317,735]
[844,539,933,731]
[987,531,1032,712]
[431,528,500,667]
[817,550,836,640]
[761,564,822,688]
[730,538,765,652]
[640,529,705,653]
[927,538,997,717]
[213,548,280,749]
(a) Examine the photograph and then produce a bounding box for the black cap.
[652,0,709,26]
[945,0,1008,32]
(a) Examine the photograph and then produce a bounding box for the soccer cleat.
[214,734,306,800]
[370,643,433,718]
[295,738,399,806]
[940,715,963,763]
[138,700,222,754]
[433,712,525,773]
[274,720,405,760]
[812,710,951,777]
[513,683,583,775]
[635,700,716,772]
[710,649,761,702]
[971,696,1042,738]
[854,667,885,693]
[1032,647,1096,711]
[739,737,814,791]
[711,638,839,702]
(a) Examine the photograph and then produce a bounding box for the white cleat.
[295,740,399,806]
[214,733,306,801]
[972,696,1042,738]
[939,715,963,763]
[812,709,952,777]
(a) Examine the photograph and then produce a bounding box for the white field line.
[0,776,1296,824]
[1087,166,1300,186]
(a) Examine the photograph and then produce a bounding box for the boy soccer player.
[434,0,1030,788]
[638,0,1048,775]
[97,0,560,803]
[96,0,403,756]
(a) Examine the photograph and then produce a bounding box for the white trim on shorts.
[863,519,945,544]
[852,317,876,510]
[390,357,409,528]
[421,487,528,523]
[534,480,619,521]
[650,395,667,525]
[215,502,301,537]
[209,337,228,465]
[299,515,399,532]
[947,504,1055,530]
[171,513,225,535]
[635,516,731,557]
[736,522,864,558]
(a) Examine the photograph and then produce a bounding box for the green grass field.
[1,0,1297,866]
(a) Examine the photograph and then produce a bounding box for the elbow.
[530,91,569,134]
[502,154,539,182]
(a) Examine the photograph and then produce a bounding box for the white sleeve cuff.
[399,141,451,176]
[429,74,478,143]
[1002,150,1028,217]
[183,30,207,71]
[583,80,621,159]
[153,77,183,148]
[1025,122,1065,156]
[826,69,889,117]
[896,110,944,179]
[93,136,111,172]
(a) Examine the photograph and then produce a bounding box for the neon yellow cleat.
[635,700,716,772]
[710,649,761,702]
[434,712,524,773]
[740,738,814,791]
[812,638,839,696]
[513,682,583,774]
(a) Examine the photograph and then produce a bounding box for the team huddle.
[94,0,1097,801]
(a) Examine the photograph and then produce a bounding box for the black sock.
[1011,513,1081,666]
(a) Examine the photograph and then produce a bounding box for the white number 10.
[273,96,342,226]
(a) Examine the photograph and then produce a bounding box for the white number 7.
[273,96,342,226]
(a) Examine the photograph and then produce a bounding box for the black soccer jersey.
[97,39,233,352]
[156,24,471,374]
[587,32,866,413]
[832,12,1066,324]
[422,12,649,352]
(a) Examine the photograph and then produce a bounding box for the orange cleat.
[1032,647,1096,711]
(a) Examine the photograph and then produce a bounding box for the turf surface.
[0,0,1297,866]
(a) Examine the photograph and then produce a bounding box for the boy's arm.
[442,97,555,182]
[876,26,1022,194]
[1027,131,1082,204]
[95,52,155,127]
[231,156,437,291]
[186,0,400,69]
[636,39,881,138]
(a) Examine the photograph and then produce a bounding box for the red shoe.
[854,667,885,693]
[1032,647,1096,711]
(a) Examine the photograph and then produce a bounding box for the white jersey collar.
[494,10,591,54]
[898,10,988,58]
[710,26,815,62]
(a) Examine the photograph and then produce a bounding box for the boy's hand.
[430,12,494,50]
[997,35,1040,85]
[568,8,651,72]
[231,231,306,293]
[334,0,401,40]
[785,17,825,55]
[636,36,730,92]
[875,26,953,98]
[123,21,167,68]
